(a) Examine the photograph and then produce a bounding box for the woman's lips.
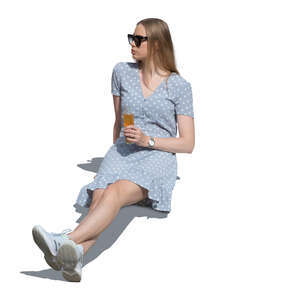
[131,50,135,54]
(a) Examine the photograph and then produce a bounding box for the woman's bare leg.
[70,188,105,255]
[67,180,147,254]
[68,187,120,244]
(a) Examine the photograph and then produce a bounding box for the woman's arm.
[113,121,121,144]
[143,115,195,153]
[113,95,122,144]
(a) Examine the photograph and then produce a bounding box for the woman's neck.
[138,61,170,78]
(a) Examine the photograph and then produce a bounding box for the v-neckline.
[136,65,172,100]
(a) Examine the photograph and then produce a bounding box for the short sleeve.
[111,63,121,96]
[174,81,194,118]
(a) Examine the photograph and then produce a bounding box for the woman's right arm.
[113,94,122,144]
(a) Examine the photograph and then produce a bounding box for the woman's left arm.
[124,116,195,153]
[144,115,195,153]
[146,80,195,154]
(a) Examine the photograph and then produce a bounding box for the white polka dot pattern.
[75,62,194,213]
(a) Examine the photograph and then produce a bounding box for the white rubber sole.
[32,225,62,271]
[57,240,82,282]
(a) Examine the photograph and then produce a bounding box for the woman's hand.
[124,125,149,147]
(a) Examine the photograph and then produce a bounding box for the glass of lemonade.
[123,109,134,144]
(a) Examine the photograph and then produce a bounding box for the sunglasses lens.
[128,35,133,45]
[135,38,140,47]
[128,34,141,47]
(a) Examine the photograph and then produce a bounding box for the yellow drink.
[123,113,134,144]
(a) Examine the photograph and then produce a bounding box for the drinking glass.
[123,110,135,144]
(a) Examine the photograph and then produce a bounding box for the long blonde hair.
[134,18,180,93]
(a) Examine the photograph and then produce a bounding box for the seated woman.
[32,17,195,282]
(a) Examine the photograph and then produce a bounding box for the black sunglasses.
[128,34,148,47]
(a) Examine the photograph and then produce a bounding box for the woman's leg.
[73,188,105,255]
[67,180,148,254]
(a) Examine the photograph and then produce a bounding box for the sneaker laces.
[51,228,72,237]
[61,228,73,236]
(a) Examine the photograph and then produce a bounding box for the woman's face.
[130,24,147,61]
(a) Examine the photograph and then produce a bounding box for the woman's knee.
[105,180,147,207]
[98,184,123,208]
[90,186,119,207]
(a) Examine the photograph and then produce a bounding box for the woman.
[32,18,195,282]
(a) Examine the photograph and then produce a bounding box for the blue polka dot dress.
[75,61,194,213]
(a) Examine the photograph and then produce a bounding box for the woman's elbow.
[187,146,194,154]
[185,139,195,154]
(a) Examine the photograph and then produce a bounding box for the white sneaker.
[57,240,84,282]
[32,225,72,270]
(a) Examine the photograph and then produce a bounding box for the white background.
[1,0,299,299]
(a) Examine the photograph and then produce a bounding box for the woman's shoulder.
[169,72,191,88]
[112,62,137,80]
[165,72,193,101]
[112,61,137,71]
